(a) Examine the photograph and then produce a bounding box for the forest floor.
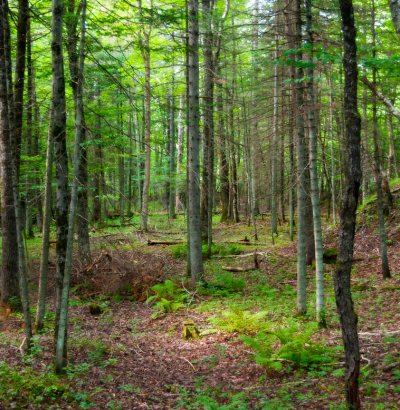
[1,199,400,409]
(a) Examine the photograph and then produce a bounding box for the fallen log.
[221,266,258,272]
[214,252,268,259]
[147,239,184,246]
[222,241,270,246]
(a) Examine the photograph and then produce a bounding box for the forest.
[1,0,400,408]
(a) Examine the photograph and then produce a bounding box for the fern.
[146,280,188,318]
[208,309,269,334]
[240,318,340,370]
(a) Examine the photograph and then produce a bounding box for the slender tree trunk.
[330,88,337,223]
[169,92,176,219]
[295,0,307,315]
[362,86,370,201]
[335,1,361,407]
[250,0,260,217]
[25,17,34,239]
[175,95,184,212]
[200,0,214,243]
[188,0,204,285]
[371,0,390,279]
[92,86,102,222]
[55,0,86,373]
[52,0,69,360]
[0,0,20,307]
[34,95,43,231]
[138,0,152,231]
[13,0,29,180]
[271,11,279,240]
[217,80,229,223]
[35,105,54,331]
[66,0,90,264]
[306,0,325,326]
[284,0,295,241]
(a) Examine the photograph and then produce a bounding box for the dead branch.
[147,239,184,246]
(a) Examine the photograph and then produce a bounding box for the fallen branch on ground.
[147,239,184,246]
[214,252,267,259]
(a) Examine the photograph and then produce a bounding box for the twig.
[179,356,195,371]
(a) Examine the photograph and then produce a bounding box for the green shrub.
[240,318,340,371]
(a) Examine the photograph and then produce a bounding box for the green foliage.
[213,272,246,291]
[0,361,67,407]
[171,243,243,259]
[146,280,189,319]
[239,318,339,371]
[208,309,269,334]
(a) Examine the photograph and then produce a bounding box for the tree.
[138,0,153,231]
[188,0,204,285]
[0,0,20,307]
[334,0,362,407]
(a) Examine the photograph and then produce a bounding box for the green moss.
[88,304,103,315]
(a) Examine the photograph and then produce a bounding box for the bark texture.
[0,0,20,307]
[335,1,361,407]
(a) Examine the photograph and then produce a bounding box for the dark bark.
[13,0,29,179]
[52,0,68,362]
[0,0,20,307]
[66,0,90,264]
[334,1,362,408]
[200,0,214,242]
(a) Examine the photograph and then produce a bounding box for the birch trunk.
[169,93,176,219]
[306,0,325,326]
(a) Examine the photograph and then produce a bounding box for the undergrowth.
[171,243,243,259]
[146,280,189,319]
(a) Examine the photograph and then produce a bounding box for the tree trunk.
[306,0,325,326]
[371,0,390,279]
[55,0,86,373]
[217,80,229,223]
[271,10,279,240]
[295,0,307,315]
[35,105,54,332]
[200,0,214,243]
[92,86,102,222]
[175,95,184,212]
[13,0,29,180]
[0,0,20,307]
[66,0,90,264]
[388,0,400,42]
[335,1,361,407]
[188,0,204,285]
[138,0,152,231]
[283,0,295,241]
[169,92,176,219]
[52,0,69,361]
[25,17,34,239]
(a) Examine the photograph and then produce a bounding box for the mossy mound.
[323,248,338,264]
[88,304,103,315]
